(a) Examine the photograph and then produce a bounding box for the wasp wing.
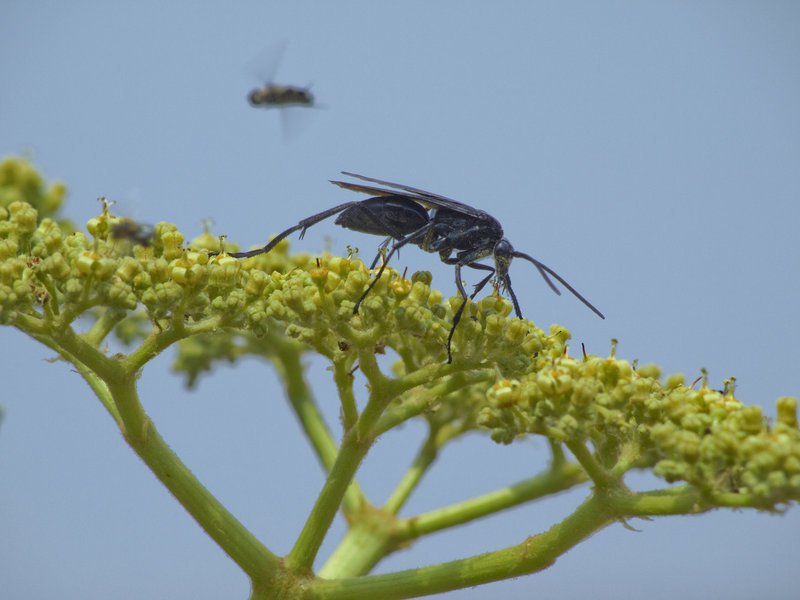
[334,172,490,219]
[247,40,288,85]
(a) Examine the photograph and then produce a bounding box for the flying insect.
[247,42,315,109]
[248,84,313,108]
[214,172,604,362]
[111,219,155,247]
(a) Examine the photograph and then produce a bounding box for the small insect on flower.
[111,219,155,247]
[212,173,604,363]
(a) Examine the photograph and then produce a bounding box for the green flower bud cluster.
[4,159,798,513]
[477,352,800,505]
[651,394,800,503]
[173,244,558,385]
[1,163,552,382]
[0,157,70,231]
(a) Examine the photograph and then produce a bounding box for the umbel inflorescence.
[2,156,799,513]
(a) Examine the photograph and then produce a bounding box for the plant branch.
[270,334,367,516]
[107,375,281,585]
[311,493,615,600]
[395,461,587,540]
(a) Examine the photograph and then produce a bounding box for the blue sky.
[1,2,799,599]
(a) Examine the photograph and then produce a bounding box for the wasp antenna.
[513,251,605,320]
[512,252,561,295]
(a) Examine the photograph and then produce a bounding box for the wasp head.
[493,239,523,316]
[501,244,606,321]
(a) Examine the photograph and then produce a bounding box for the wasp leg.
[353,222,433,313]
[210,201,369,258]
[368,236,394,270]
[443,261,495,363]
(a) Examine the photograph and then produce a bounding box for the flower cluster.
[0,159,545,377]
[3,157,799,510]
[477,353,800,504]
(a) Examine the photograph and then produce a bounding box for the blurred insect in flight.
[247,42,315,109]
[111,219,155,247]
[248,84,313,108]
[212,173,604,362]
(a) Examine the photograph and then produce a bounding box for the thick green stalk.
[271,336,367,516]
[286,348,396,572]
[311,493,616,600]
[107,375,281,584]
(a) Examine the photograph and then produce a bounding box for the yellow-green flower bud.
[66,232,88,250]
[321,269,341,294]
[665,373,685,389]
[244,269,269,297]
[776,397,798,428]
[0,258,25,285]
[42,252,71,280]
[75,251,115,279]
[428,288,443,306]
[484,313,506,338]
[170,263,189,285]
[406,280,430,307]
[504,320,528,346]
[63,277,83,300]
[0,239,18,260]
[344,270,368,299]
[147,257,170,283]
[105,280,137,309]
[209,259,240,289]
[390,275,413,298]
[43,181,66,215]
[411,270,432,286]
[488,379,521,408]
[115,257,141,283]
[674,431,701,463]
[8,201,38,234]
[480,295,513,317]
[740,406,764,434]
[637,363,661,379]
[536,373,557,397]
[158,226,184,260]
[169,258,202,286]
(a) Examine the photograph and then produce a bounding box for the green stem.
[311,493,616,600]
[564,439,618,490]
[395,462,587,540]
[13,311,50,336]
[610,487,711,516]
[318,509,397,579]
[27,328,123,425]
[383,426,440,515]
[50,324,125,382]
[76,364,122,426]
[271,335,367,516]
[125,320,184,372]
[287,348,396,572]
[321,462,588,581]
[375,371,493,435]
[83,307,126,347]
[108,375,281,584]
[287,427,373,573]
[333,359,358,431]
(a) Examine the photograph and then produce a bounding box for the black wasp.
[214,173,604,362]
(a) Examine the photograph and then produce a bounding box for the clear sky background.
[1,2,799,599]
